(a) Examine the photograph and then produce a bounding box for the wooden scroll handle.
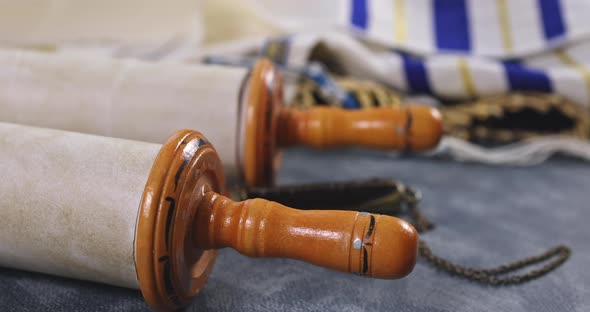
[277,106,443,151]
[138,129,418,311]
[193,192,418,279]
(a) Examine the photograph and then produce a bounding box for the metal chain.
[400,187,572,286]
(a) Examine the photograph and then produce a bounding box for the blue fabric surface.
[1,149,588,311]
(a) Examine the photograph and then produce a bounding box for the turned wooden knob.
[137,129,418,311]
[193,192,418,279]
[276,106,443,151]
[242,60,444,187]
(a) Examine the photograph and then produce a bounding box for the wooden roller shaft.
[0,50,442,188]
[0,123,418,311]
[276,105,443,150]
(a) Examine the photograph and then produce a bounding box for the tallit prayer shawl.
[345,0,590,106]
[348,0,587,58]
[260,32,590,106]
[254,0,590,108]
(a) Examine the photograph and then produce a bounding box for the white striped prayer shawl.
[335,0,590,107]
[347,0,588,58]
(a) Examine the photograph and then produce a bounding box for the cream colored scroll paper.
[0,50,247,185]
[0,122,162,288]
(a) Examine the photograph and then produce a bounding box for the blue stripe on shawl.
[351,0,369,30]
[433,0,471,52]
[539,0,566,40]
[401,53,433,94]
[503,60,553,92]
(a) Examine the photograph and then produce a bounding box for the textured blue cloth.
[0,149,588,311]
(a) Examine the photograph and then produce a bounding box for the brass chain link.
[400,187,572,286]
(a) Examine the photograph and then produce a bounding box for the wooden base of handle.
[136,130,224,311]
[240,59,282,188]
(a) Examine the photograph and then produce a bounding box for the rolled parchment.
[0,122,160,289]
[0,51,246,187]
[0,50,442,188]
[0,122,418,310]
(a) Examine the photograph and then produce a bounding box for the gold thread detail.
[497,0,513,53]
[556,49,590,99]
[458,58,477,98]
[394,0,407,44]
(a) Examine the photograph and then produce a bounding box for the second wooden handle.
[277,106,443,151]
